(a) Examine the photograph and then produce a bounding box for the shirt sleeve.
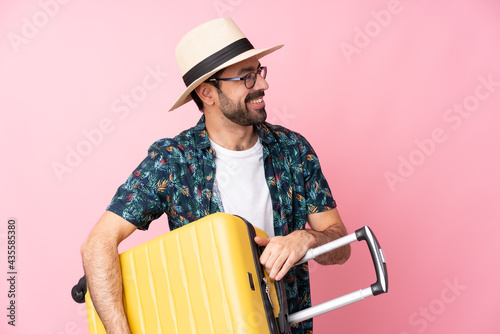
[296,133,337,214]
[106,143,170,230]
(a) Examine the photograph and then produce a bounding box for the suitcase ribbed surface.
[85,212,279,333]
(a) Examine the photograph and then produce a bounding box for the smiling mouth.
[248,98,263,104]
[246,91,265,108]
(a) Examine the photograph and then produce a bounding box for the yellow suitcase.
[72,213,389,333]
[76,213,289,333]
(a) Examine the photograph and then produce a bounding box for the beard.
[217,90,267,126]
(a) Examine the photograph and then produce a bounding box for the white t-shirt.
[209,138,275,237]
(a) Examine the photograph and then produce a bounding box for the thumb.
[254,236,270,246]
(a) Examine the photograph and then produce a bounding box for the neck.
[204,111,259,151]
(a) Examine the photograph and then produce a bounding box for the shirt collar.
[255,123,276,146]
[193,115,211,149]
[194,115,277,149]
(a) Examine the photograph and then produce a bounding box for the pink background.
[1,0,499,333]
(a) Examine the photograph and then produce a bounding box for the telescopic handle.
[296,226,388,296]
[289,226,388,324]
[354,226,388,296]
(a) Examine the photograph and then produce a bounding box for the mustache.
[245,91,265,103]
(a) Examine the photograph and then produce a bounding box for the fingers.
[268,250,290,282]
[254,236,270,246]
[262,243,283,279]
[258,236,304,282]
[256,237,274,270]
[269,246,303,281]
[255,232,311,281]
[275,256,297,281]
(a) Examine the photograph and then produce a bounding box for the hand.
[254,231,314,281]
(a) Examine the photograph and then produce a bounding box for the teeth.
[249,98,263,104]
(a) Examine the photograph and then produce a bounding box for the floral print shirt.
[107,115,336,333]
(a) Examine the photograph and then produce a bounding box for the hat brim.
[168,44,283,111]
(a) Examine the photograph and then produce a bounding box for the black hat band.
[182,38,254,87]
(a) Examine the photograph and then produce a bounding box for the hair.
[190,70,223,111]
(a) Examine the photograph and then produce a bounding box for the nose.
[253,72,269,91]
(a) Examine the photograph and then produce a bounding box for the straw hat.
[168,17,283,111]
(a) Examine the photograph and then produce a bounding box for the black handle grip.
[355,226,388,296]
[71,276,87,303]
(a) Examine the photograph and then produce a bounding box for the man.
[81,17,350,333]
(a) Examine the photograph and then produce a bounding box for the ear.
[195,83,216,107]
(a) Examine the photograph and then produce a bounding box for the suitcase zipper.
[237,215,279,334]
[263,277,274,309]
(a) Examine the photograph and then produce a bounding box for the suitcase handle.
[289,226,388,324]
[354,226,388,296]
[71,276,87,304]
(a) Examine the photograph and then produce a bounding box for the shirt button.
[206,175,212,181]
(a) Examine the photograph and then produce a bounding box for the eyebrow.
[237,63,261,76]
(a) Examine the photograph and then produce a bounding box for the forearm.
[81,239,131,334]
[303,224,351,265]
